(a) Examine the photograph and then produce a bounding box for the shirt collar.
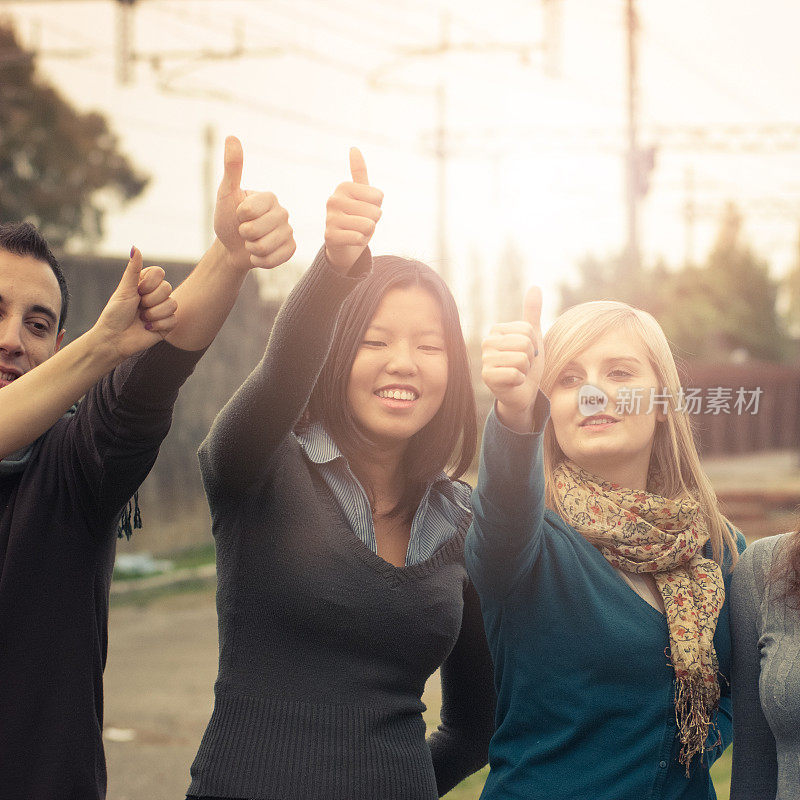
[294,421,344,465]
[294,421,455,489]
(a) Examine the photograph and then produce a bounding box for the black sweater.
[188,250,495,799]
[0,341,203,800]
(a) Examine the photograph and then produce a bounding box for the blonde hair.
[541,300,738,570]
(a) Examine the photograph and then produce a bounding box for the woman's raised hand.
[482,287,544,433]
[215,136,296,271]
[324,148,384,273]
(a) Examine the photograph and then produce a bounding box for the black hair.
[306,255,477,521]
[0,222,69,331]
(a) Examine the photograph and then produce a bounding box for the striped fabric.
[294,422,470,566]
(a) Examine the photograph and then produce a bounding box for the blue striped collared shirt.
[294,422,470,566]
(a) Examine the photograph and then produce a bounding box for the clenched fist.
[482,287,544,433]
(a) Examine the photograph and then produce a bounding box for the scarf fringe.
[117,492,142,540]
[674,669,720,776]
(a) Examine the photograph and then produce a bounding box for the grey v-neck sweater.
[730,533,800,800]
[187,249,495,799]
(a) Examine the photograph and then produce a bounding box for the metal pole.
[203,124,216,249]
[115,0,135,85]
[624,0,640,275]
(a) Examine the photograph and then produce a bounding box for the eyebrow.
[562,356,644,370]
[366,324,445,337]
[0,295,58,325]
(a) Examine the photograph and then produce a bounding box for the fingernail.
[130,245,135,259]
[144,322,153,331]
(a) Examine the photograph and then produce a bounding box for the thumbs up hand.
[482,287,544,433]
[93,247,178,359]
[214,135,296,271]
[324,147,384,273]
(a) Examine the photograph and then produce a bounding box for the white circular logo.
[578,384,608,417]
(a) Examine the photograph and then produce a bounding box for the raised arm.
[465,287,550,600]
[199,148,383,497]
[164,136,296,352]
[0,248,176,459]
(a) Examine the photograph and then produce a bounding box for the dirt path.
[104,588,219,800]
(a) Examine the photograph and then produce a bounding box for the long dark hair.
[771,530,800,608]
[305,255,477,521]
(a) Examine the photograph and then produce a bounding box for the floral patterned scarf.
[553,460,725,774]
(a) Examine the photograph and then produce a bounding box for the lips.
[581,414,619,427]
[374,385,420,401]
[0,368,21,387]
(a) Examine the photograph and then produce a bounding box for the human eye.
[609,368,633,378]
[361,339,386,348]
[28,319,51,336]
[557,373,581,388]
[419,343,444,353]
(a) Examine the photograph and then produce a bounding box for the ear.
[54,329,65,353]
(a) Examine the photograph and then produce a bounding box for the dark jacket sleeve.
[65,339,205,529]
[705,529,748,766]
[465,394,550,602]
[729,537,779,799]
[427,578,496,796]
[198,247,369,502]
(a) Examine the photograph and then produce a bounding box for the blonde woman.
[466,290,745,799]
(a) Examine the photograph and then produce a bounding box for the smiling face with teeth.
[346,285,448,452]
[0,249,64,389]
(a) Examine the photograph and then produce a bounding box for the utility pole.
[203,124,217,249]
[542,0,563,79]
[115,0,135,85]
[624,0,641,278]
[684,166,696,266]
[435,14,450,285]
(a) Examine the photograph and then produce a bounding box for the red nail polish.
[130,246,135,259]
[144,322,153,331]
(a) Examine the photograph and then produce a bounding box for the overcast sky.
[3,0,800,329]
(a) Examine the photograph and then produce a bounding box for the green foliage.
[0,23,148,248]
[559,203,792,363]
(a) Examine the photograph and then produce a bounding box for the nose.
[385,341,418,375]
[0,316,25,358]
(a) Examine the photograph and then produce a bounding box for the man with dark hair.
[0,136,295,800]
[0,220,70,330]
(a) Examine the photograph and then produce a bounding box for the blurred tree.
[0,23,148,248]
[558,202,791,362]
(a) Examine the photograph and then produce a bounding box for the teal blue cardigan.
[465,402,746,800]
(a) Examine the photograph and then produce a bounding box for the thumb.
[117,246,143,293]
[523,286,542,330]
[219,135,244,195]
[349,147,369,185]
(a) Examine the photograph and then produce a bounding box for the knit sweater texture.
[0,341,203,800]
[465,403,745,800]
[187,249,495,800]
[730,533,800,800]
